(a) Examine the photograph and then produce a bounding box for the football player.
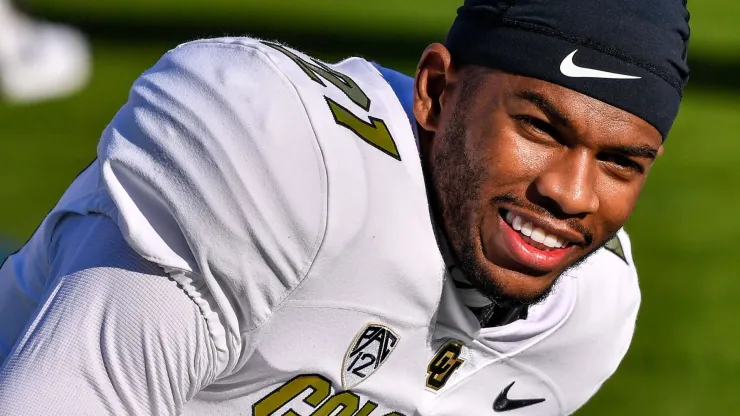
[0,0,90,103]
[0,0,690,414]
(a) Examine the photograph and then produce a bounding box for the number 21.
[263,41,401,161]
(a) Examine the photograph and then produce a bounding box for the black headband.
[445,0,691,140]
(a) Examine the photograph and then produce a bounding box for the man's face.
[415,47,663,306]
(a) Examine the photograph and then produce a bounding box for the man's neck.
[373,62,527,328]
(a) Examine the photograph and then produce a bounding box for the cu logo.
[426,340,465,391]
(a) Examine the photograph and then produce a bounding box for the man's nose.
[534,150,599,216]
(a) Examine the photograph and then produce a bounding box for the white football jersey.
[0,37,639,415]
[422,230,639,415]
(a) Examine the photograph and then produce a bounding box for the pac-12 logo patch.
[342,323,399,389]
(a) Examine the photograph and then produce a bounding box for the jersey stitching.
[161,267,227,381]
[283,302,431,328]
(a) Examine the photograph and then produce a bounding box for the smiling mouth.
[492,208,578,272]
[500,209,574,251]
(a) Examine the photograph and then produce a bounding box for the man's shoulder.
[96,38,345,340]
[96,35,426,338]
[572,228,640,312]
[118,36,416,193]
[554,229,640,348]
[100,36,330,266]
[166,37,397,116]
[525,229,640,412]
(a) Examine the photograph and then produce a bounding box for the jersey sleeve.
[97,38,327,377]
[0,244,47,366]
[0,213,217,415]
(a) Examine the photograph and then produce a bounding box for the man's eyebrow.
[514,90,573,129]
[603,143,659,159]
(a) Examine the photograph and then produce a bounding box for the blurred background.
[0,0,738,414]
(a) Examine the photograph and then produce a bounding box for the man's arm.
[0,248,44,366]
[0,213,218,415]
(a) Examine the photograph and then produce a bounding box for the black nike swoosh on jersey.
[493,381,546,412]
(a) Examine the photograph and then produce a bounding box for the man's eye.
[597,153,644,174]
[513,116,557,138]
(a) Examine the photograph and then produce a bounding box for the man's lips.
[495,209,578,272]
[502,208,586,247]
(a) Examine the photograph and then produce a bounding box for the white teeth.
[512,216,523,231]
[505,212,569,249]
[543,234,559,248]
[520,221,533,237]
[506,211,515,223]
[530,227,546,244]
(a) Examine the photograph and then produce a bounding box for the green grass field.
[2,1,739,414]
[24,0,740,58]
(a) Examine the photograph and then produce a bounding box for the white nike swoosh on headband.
[560,50,641,80]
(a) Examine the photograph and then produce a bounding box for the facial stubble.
[427,80,605,308]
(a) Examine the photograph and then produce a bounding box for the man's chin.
[480,269,560,307]
[468,237,609,308]
[490,272,560,307]
[458,239,562,308]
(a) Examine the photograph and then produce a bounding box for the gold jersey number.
[263,42,401,161]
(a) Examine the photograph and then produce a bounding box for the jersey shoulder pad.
[99,37,328,346]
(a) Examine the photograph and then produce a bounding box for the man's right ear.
[413,43,458,133]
